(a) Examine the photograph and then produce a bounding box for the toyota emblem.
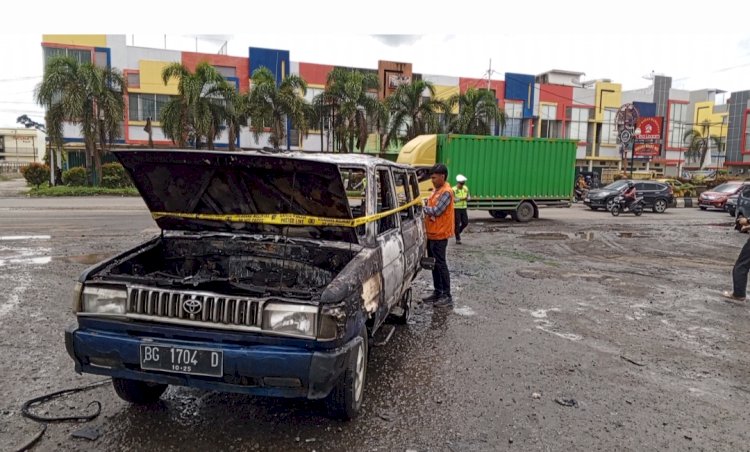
[182,298,203,315]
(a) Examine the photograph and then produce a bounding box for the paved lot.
[1,197,748,451]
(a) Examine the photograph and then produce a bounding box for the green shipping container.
[437,134,577,203]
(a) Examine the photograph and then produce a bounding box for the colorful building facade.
[41,35,750,177]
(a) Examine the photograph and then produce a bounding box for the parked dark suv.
[584,180,674,213]
[734,185,750,221]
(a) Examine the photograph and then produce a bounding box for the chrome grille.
[126,285,261,328]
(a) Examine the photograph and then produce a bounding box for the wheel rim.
[655,200,666,212]
[518,203,533,220]
[606,199,614,210]
[353,342,365,402]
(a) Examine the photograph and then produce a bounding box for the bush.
[20,163,50,188]
[705,176,732,190]
[101,163,133,189]
[63,167,88,186]
[29,185,139,197]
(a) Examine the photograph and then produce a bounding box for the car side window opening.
[408,172,423,217]
[376,168,398,235]
[393,170,414,222]
[341,167,367,237]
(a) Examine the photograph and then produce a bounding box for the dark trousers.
[455,208,469,241]
[428,239,450,296]
[733,238,750,297]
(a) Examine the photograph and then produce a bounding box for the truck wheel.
[392,288,412,325]
[112,378,168,404]
[489,210,507,219]
[653,199,668,213]
[514,202,535,223]
[326,326,368,420]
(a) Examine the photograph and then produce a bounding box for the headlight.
[72,282,83,312]
[262,303,318,338]
[81,286,128,315]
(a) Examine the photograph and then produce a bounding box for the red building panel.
[299,62,334,86]
[539,84,573,121]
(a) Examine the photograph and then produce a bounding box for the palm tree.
[683,121,723,169]
[160,62,234,150]
[36,56,125,184]
[445,88,505,135]
[386,80,443,143]
[315,68,379,153]
[246,67,310,150]
[225,90,250,151]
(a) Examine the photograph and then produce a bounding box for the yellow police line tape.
[152,198,424,228]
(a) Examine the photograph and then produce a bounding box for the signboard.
[633,116,663,157]
[387,73,411,90]
[634,117,662,140]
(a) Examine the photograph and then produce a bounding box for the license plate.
[584,198,590,203]
[140,344,223,377]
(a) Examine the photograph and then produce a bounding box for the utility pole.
[487,59,492,91]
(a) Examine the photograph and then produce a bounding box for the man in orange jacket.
[422,164,455,307]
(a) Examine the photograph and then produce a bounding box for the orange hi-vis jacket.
[425,183,455,240]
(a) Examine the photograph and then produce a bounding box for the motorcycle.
[573,187,588,203]
[610,194,644,216]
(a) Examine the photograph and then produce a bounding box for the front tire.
[653,199,668,213]
[326,326,368,420]
[611,205,621,216]
[699,206,707,211]
[489,210,507,219]
[112,378,167,404]
[606,198,615,211]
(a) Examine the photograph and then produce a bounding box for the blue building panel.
[504,73,535,118]
[633,101,656,118]
[249,47,290,86]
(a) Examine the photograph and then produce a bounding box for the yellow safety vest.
[453,185,469,209]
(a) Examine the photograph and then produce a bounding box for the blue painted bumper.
[65,321,360,400]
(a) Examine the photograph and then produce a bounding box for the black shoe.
[456,239,462,244]
[433,295,453,308]
[422,292,442,303]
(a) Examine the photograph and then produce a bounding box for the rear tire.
[514,202,535,223]
[326,326,368,420]
[392,288,412,325]
[653,199,668,213]
[699,206,707,211]
[606,198,615,211]
[112,378,167,405]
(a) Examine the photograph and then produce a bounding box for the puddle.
[522,232,569,241]
[0,235,51,241]
[59,253,112,265]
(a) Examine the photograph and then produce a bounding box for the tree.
[445,88,505,135]
[315,68,379,153]
[160,62,234,150]
[246,67,310,150]
[683,121,723,169]
[35,56,125,184]
[224,90,250,151]
[386,80,443,143]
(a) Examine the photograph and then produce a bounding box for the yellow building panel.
[434,85,459,113]
[42,35,106,47]
[128,61,179,95]
[594,82,622,122]
[693,101,728,138]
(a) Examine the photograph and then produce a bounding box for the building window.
[745,113,750,152]
[539,104,560,138]
[668,102,688,148]
[215,66,237,79]
[128,93,172,122]
[127,73,140,88]
[601,108,617,145]
[566,107,589,141]
[43,47,91,66]
[94,50,108,69]
[502,101,522,137]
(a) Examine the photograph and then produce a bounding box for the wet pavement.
[1,198,750,451]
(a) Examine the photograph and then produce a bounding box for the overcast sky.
[1,0,748,128]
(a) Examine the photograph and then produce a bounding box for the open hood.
[114,150,358,243]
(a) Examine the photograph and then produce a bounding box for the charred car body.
[65,150,426,418]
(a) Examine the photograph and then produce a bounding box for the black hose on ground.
[15,379,110,452]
